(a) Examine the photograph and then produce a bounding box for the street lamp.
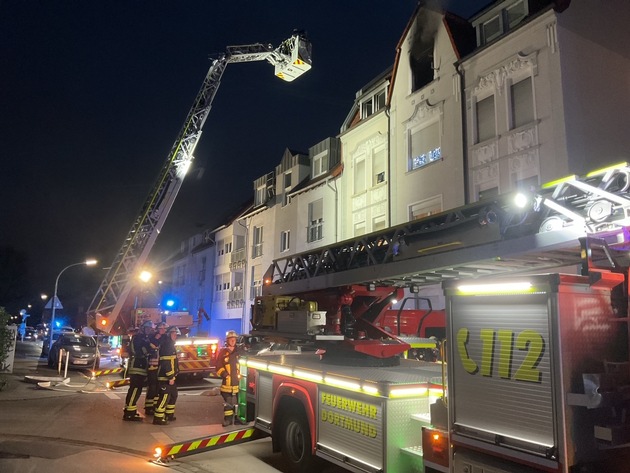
[49,259,98,349]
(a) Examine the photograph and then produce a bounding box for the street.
[0,339,345,473]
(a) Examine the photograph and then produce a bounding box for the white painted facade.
[339,104,390,240]
[389,8,468,225]
[461,0,630,202]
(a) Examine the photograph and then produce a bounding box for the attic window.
[360,87,387,119]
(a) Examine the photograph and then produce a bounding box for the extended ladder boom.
[264,163,630,296]
[88,34,312,333]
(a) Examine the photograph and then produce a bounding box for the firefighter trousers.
[221,392,237,425]
[154,381,178,421]
[124,374,147,417]
[145,369,158,412]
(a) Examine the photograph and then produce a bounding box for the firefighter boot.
[122,409,143,422]
[222,403,234,427]
[166,414,177,422]
[152,415,168,426]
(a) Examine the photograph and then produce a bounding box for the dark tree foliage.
[0,246,31,313]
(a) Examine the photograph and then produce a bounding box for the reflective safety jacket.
[148,333,166,371]
[157,337,179,382]
[216,346,240,395]
[127,334,150,376]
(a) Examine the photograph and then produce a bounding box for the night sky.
[0,0,491,315]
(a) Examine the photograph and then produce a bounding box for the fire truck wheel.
[280,410,317,472]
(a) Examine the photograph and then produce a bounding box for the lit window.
[409,121,441,171]
[255,185,266,206]
[373,148,386,185]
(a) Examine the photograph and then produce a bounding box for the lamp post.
[49,259,98,349]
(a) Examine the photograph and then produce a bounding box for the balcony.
[229,248,246,270]
[227,287,244,309]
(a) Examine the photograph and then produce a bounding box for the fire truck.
[84,33,312,336]
[153,163,630,473]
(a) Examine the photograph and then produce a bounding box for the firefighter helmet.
[167,326,181,335]
[226,330,238,339]
[141,321,155,330]
[156,322,168,330]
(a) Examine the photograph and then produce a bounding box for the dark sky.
[0,0,491,313]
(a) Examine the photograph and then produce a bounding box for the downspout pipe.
[455,61,469,204]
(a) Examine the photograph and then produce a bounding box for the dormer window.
[360,87,387,119]
[474,0,529,47]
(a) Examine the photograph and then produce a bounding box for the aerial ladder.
[258,162,630,359]
[87,33,312,334]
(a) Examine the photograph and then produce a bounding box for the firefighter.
[122,320,153,421]
[153,326,180,426]
[145,322,168,416]
[216,330,242,426]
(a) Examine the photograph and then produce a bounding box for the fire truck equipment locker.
[444,273,630,473]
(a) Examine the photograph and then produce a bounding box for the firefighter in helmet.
[153,326,180,425]
[216,330,242,426]
[122,320,154,421]
[145,322,168,415]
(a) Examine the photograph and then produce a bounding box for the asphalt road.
[0,339,345,473]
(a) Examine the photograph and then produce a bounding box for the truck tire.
[280,410,317,473]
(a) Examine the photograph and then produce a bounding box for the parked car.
[47,333,100,369]
[41,331,64,357]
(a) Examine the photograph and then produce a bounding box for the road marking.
[104,392,120,400]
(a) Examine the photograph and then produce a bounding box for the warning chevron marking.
[154,427,266,461]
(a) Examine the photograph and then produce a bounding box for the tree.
[0,246,30,314]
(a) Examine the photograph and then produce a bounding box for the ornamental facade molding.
[404,99,443,130]
[473,51,538,96]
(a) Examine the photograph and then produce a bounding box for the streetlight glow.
[139,270,152,283]
[49,258,98,349]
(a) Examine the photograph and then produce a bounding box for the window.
[482,15,502,43]
[476,95,496,143]
[252,226,263,258]
[410,41,435,92]
[515,174,539,192]
[409,121,441,171]
[409,195,443,221]
[510,77,534,129]
[283,171,292,206]
[312,151,328,178]
[280,230,290,252]
[250,266,262,299]
[372,148,386,185]
[360,87,387,119]
[255,185,266,206]
[479,186,499,201]
[507,0,527,28]
[307,199,323,242]
[354,158,366,194]
[373,215,387,231]
[354,221,366,237]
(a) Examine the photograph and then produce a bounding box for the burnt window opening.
[410,42,435,93]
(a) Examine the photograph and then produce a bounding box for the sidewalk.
[0,344,237,472]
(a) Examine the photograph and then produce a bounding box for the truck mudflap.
[152,426,268,463]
